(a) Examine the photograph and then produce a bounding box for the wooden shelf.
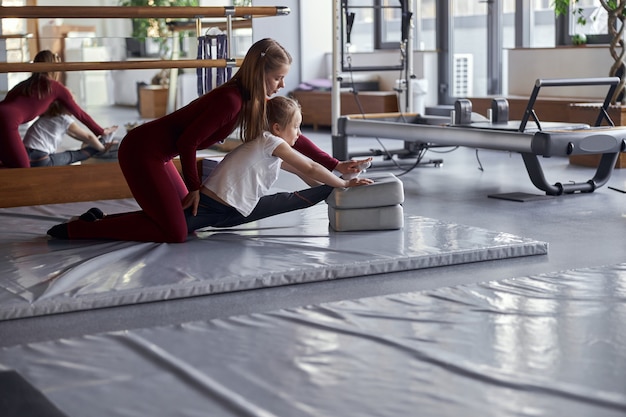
[291,90,399,130]
[0,158,205,208]
[0,59,244,73]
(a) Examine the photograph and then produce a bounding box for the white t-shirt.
[23,114,74,154]
[203,131,284,217]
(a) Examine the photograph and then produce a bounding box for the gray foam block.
[326,172,404,209]
[328,204,404,231]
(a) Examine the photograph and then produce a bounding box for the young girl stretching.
[23,100,118,167]
[184,96,372,233]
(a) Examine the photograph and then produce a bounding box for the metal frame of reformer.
[334,77,626,196]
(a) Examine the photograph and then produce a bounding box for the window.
[343,0,376,52]
[377,0,403,49]
[568,0,611,42]
[363,0,612,101]
[414,0,436,51]
[0,0,31,88]
[529,0,557,47]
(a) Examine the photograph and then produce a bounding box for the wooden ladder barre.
[0,59,245,74]
[0,6,291,19]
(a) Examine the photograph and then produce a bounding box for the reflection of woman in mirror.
[0,50,105,168]
[23,100,118,167]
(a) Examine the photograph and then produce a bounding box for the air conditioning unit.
[452,53,473,97]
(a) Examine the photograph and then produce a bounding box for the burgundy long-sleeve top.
[0,79,104,136]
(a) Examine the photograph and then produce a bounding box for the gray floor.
[1,103,625,347]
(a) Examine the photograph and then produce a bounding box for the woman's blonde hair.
[266,96,301,132]
[224,38,292,143]
[20,50,61,99]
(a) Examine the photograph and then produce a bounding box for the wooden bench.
[0,158,205,208]
[290,90,399,130]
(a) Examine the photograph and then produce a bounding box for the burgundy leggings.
[67,134,190,243]
[0,119,29,168]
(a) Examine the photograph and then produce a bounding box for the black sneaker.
[47,223,69,239]
[79,207,104,222]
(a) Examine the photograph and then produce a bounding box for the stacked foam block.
[326,172,404,231]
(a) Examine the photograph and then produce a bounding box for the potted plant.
[554,0,626,104]
[118,0,199,60]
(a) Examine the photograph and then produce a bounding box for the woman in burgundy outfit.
[49,38,365,243]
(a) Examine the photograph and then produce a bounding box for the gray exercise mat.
[0,197,546,320]
[0,264,624,417]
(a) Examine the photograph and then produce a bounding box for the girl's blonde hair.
[223,38,292,143]
[266,95,301,132]
[42,100,67,117]
[19,50,61,99]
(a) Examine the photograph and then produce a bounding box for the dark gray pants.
[27,147,99,167]
[185,185,333,233]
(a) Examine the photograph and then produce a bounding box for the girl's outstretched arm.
[293,133,371,175]
[273,142,372,188]
[280,161,322,187]
[66,122,106,152]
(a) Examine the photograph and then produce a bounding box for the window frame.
[340,0,405,72]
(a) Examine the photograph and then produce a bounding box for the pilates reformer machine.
[333,77,626,196]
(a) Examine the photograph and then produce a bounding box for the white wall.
[252,0,302,95]
[299,0,333,84]
[36,0,120,39]
[508,46,615,100]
